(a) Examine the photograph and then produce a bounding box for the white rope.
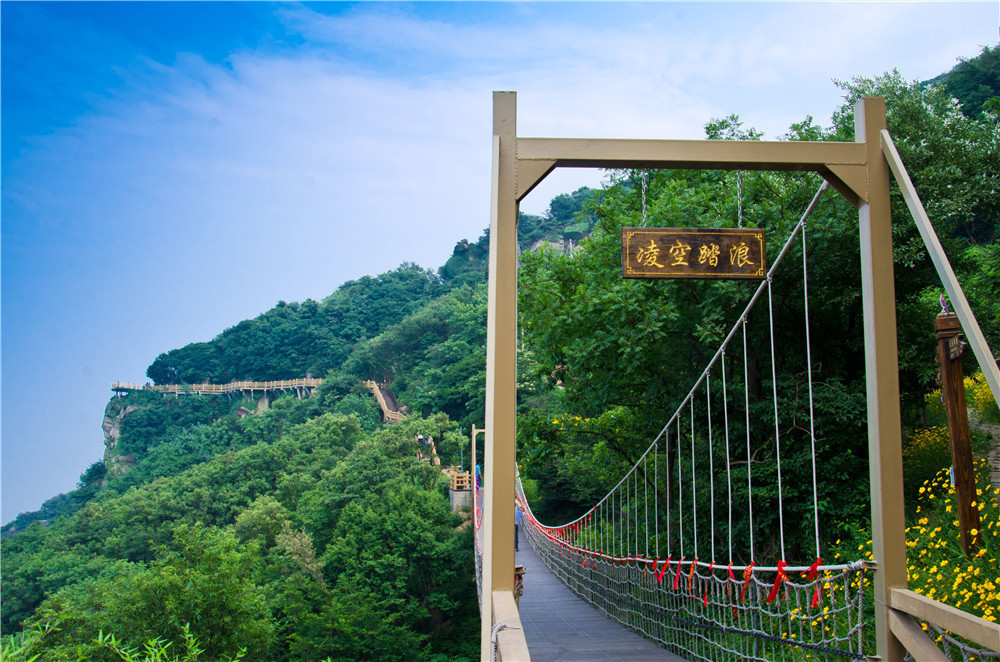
[690,398,697,559]
[623,469,627,558]
[744,317,755,563]
[802,183,828,558]
[617,481,621,558]
[637,467,642,557]
[722,349,733,562]
[622,467,635,556]
[490,622,520,662]
[767,274,786,560]
[707,371,715,562]
[635,465,640,556]
[628,470,633,557]
[655,441,660,559]
[644,455,649,557]
[677,416,683,557]
[621,478,625,558]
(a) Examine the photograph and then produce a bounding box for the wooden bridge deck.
[516,537,685,662]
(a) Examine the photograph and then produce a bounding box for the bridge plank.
[516,538,685,661]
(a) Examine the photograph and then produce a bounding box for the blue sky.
[2,2,997,524]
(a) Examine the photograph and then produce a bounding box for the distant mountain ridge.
[143,186,597,388]
[923,45,1000,118]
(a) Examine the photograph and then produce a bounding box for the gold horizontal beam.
[516,137,869,206]
[888,610,948,662]
[890,588,1000,652]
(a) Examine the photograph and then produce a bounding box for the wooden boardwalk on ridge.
[516,537,685,662]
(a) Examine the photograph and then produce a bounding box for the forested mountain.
[4,49,999,660]
[145,264,447,385]
[0,183,597,661]
[925,45,1000,119]
[143,187,596,390]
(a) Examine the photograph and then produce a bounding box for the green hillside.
[4,50,1000,660]
[0,181,598,661]
[924,45,1000,120]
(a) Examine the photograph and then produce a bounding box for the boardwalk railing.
[450,471,472,491]
[112,378,323,396]
[888,588,1000,660]
[363,380,406,423]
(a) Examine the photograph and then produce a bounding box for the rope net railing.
[516,181,871,661]
[918,622,1000,662]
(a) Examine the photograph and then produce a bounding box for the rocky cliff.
[101,398,139,484]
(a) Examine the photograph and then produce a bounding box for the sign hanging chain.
[641,170,648,227]
[737,170,743,228]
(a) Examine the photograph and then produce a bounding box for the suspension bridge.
[476,92,1000,662]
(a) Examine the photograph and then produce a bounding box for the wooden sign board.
[622,227,766,280]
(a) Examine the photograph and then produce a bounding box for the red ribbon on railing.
[726,562,736,613]
[645,557,658,581]
[687,558,698,594]
[703,562,714,606]
[766,560,789,604]
[740,563,754,605]
[673,557,685,590]
[656,556,671,583]
[804,557,822,607]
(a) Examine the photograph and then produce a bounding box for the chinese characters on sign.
[622,228,766,280]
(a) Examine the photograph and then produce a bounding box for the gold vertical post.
[856,96,907,662]
[483,91,519,660]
